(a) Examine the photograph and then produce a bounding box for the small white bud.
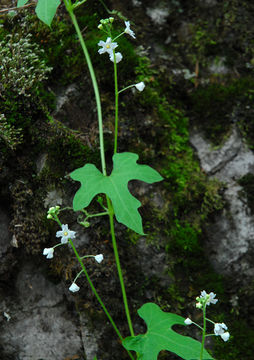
[196,302,202,309]
[135,82,145,91]
[94,254,104,263]
[221,332,230,342]
[184,317,192,325]
[43,247,54,259]
[109,52,123,63]
[69,282,80,293]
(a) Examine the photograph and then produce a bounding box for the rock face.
[0,207,11,259]
[190,126,254,279]
[0,262,99,360]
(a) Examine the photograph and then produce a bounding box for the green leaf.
[70,152,163,234]
[17,0,29,6]
[35,0,60,26]
[122,303,214,360]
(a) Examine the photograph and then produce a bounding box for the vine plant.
[14,1,230,359]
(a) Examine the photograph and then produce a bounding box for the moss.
[238,173,254,214]
[38,124,100,180]
[189,78,254,144]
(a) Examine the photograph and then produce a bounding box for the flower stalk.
[63,0,107,176]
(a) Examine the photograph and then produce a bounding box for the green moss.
[189,77,254,145]
[45,131,99,179]
[238,173,254,214]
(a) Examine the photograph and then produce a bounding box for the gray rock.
[44,189,63,208]
[190,126,254,279]
[79,312,102,360]
[137,238,172,288]
[206,184,254,277]
[190,126,242,175]
[146,6,169,26]
[0,262,101,360]
[36,153,48,175]
[0,207,11,258]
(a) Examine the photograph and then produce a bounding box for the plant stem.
[200,305,207,360]
[107,197,135,336]
[113,51,119,154]
[69,239,122,338]
[64,2,107,176]
[118,84,135,94]
[69,239,135,360]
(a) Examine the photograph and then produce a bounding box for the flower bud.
[69,282,80,293]
[94,254,104,263]
[109,17,114,23]
[184,318,192,325]
[98,24,103,30]
[196,302,202,309]
[81,221,90,228]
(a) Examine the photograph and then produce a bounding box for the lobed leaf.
[122,303,214,360]
[70,152,163,234]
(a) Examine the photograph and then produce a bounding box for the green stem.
[107,197,135,336]
[74,269,84,283]
[73,0,88,9]
[86,211,109,219]
[69,238,123,339]
[200,305,206,360]
[69,239,135,360]
[64,1,107,176]
[118,84,136,94]
[113,32,125,41]
[113,50,119,154]
[53,216,134,359]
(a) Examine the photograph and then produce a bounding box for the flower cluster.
[97,18,146,94]
[47,205,60,220]
[184,290,230,342]
[43,216,104,293]
[97,19,136,64]
[214,323,230,342]
[196,290,218,308]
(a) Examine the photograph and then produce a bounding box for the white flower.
[214,323,228,336]
[135,82,145,91]
[124,21,136,39]
[98,37,118,55]
[69,282,80,293]
[56,224,76,244]
[43,247,54,259]
[221,331,230,342]
[94,254,104,263]
[214,323,230,341]
[109,52,123,63]
[184,317,192,325]
[200,290,218,305]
